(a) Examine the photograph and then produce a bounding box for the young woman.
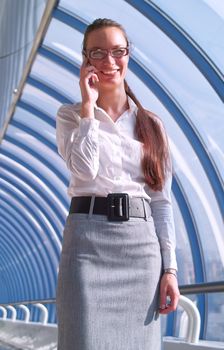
[56,18,179,350]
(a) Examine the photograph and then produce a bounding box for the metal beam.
[0,0,59,143]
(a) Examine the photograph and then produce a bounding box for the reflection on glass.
[172,197,195,285]
[207,293,224,341]
[22,84,62,118]
[150,0,224,73]
[43,18,83,64]
[30,54,79,102]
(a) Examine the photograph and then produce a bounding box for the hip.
[60,212,161,266]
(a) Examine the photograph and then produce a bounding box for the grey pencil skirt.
[56,201,162,350]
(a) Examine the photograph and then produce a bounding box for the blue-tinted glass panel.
[206,293,224,341]
[30,54,80,102]
[43,18,83,65]
[172,196,195,285]
[126,71,224,282]
[151,0,224,73]
[22,84,62,118]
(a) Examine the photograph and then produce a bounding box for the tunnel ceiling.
[0,0,224,335]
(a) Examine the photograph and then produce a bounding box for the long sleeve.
[146,172,177,270]
[56,104,100,181]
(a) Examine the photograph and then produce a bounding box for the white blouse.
[56,97,177,270]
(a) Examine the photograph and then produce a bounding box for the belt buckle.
[107,193,129,221]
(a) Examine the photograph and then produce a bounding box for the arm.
[56,58,101,180]
[147,172,177,270]
[56,104,100,181]
[147,171,180,314]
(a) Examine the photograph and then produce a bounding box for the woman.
[56,18,179,350]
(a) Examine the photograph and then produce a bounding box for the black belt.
[69,193,151,221]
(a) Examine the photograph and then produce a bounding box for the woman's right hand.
[79,58,99,118]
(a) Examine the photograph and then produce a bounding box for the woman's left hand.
[159,272,180,314]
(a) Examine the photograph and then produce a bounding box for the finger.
[169,289,180,311]
[79,72,99,89]
[159,304,173,315]
[159,287,167,312]
[89,74,100,87]
[159,290,180,314]
[85,65,97,72]
[91,74,99,84]
[80,66,98,80]
[81,71,97,81]
[82,57,97,70]
[87,72,99,84]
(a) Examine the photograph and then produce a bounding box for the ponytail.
[124,80,170,191]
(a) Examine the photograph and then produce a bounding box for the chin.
[99,78,123,89]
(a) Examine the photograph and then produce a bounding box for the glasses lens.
[88,47,129,60]
[89,49,107,60]
[111,48,128,57]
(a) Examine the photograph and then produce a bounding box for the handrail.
[1,281,223,308]
[34,303,48,324]
[0,283,223,344]
[6,306,17,321]
[178,295,201,343]
[0,299,55,307]
[18,305,30,323]
[0,295,202,344]
[0,303,49,324]
[179,281,224,294]
[0,306,7,319]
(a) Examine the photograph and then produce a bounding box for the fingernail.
[159,304,166,310]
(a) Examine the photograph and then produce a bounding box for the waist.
[69,193,151,222]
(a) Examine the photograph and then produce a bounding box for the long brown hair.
[82,18,170,191]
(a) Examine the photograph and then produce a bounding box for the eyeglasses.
[83,47,129,60]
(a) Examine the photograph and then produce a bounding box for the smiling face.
[85,27,129,91]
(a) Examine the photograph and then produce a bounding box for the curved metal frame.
[125,0,224,101]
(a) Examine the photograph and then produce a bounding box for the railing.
[178,295,201,343]
[0,300,52,324]
[179,281,224,294]
[0,296,200,344]
[0,281,223,342]
[0,302,57,350]
[176,281,224,344]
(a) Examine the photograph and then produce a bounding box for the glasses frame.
[82,46,130,60]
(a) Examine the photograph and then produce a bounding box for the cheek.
[120,61,128,75]
[121,56,129,69]
[89,60,101,70]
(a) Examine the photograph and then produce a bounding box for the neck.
[97,85,129,121]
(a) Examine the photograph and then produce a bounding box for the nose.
[103,52,116,63]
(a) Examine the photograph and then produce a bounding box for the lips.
[100,69,119,75]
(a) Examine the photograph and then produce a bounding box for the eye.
[112,48,128,57]
[89,49,107,59]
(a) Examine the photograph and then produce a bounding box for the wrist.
[81,102,95,119]
[163,268,177,278]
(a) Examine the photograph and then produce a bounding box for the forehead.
[85,27,127,49]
